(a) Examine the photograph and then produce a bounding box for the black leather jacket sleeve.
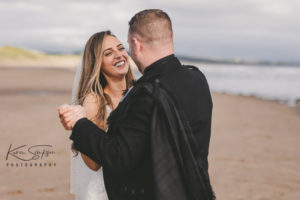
[70,89,154,173]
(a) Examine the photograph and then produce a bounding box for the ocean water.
[133,62,300,106]
[186,62,300,106]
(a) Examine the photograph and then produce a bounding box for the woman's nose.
[114,50,122,58]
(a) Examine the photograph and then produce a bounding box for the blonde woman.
[67,31,135,200]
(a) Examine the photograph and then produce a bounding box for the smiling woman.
[76,31,134,126]
[101,35,131,108]
[69,30,136,200]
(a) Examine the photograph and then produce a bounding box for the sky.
[0,0,299,62]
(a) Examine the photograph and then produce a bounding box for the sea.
[134,62,300,107]
[187,62,300,107]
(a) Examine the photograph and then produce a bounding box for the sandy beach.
[0,67,299,200]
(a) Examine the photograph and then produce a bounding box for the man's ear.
[133,36,143,54]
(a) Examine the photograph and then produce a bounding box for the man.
[59,9,214,200]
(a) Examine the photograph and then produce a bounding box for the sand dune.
[0,46,81,68]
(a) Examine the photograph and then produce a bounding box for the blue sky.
[0,0,299,62]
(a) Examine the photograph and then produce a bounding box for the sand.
[0,67,299,200]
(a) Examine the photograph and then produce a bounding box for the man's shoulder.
[178,64,208,82]
[182,64,200,71]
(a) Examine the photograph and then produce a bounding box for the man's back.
[158,60,213,170]
[141,54,213,170]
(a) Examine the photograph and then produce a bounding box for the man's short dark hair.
[128,9,173,43]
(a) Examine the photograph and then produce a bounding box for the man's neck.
[141,49,174,74]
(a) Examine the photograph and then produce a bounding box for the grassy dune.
[0,46,81,68]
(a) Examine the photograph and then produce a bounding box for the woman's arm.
[79,93,102,171]
[80,153,100,171]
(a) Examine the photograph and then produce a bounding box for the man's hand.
[57,104,87,130]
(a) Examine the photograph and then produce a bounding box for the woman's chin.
[115,65,129,75]
[111,70,128,79]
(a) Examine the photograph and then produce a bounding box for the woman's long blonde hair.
[72,30,135,155]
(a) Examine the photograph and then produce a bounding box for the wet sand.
[0,67,299,200]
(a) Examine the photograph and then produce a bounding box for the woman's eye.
[119,47,125,51]
[105,52,112,56]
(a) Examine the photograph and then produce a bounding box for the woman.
[68,30,135,200]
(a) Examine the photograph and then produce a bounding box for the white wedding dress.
[70,148,109,200]
[70,64,110,200]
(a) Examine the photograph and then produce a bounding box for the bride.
[70,30,135,200]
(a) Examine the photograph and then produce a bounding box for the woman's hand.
[57,104,87,130]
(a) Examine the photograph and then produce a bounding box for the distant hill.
[0,46,80,68]
[0,46,48,60]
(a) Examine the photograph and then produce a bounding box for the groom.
[59,9,214,200]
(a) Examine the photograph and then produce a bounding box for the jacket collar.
[134,54,180,85]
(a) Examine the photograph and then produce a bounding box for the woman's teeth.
[115,61,125,67]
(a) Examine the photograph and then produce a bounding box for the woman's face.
[101,35,129,79]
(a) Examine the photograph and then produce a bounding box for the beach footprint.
[7,189,23,195]
[38,187,55,192]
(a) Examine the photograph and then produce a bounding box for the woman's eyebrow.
[103,44,123,52]
[103,48,112,52]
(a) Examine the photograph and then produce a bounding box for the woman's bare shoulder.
[83,93,100,119]
[83,93,98,103]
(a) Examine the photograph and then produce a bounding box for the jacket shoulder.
[182,65,207,78]
[182,65,200,71]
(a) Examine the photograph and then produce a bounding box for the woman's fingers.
[61,118,72,130]
[59,108,72,115]
[58,109,74,130]
[62,111,75,119]
[57,105,85,130]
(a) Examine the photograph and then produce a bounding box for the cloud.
[0,0,299,61]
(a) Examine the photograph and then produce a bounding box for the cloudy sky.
[0,0,299,62]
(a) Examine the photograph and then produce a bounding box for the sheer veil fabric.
[70,64,109,200]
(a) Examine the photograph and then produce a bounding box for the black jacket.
[70,54,214,200]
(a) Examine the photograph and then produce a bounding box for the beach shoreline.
[0,67,299,200]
